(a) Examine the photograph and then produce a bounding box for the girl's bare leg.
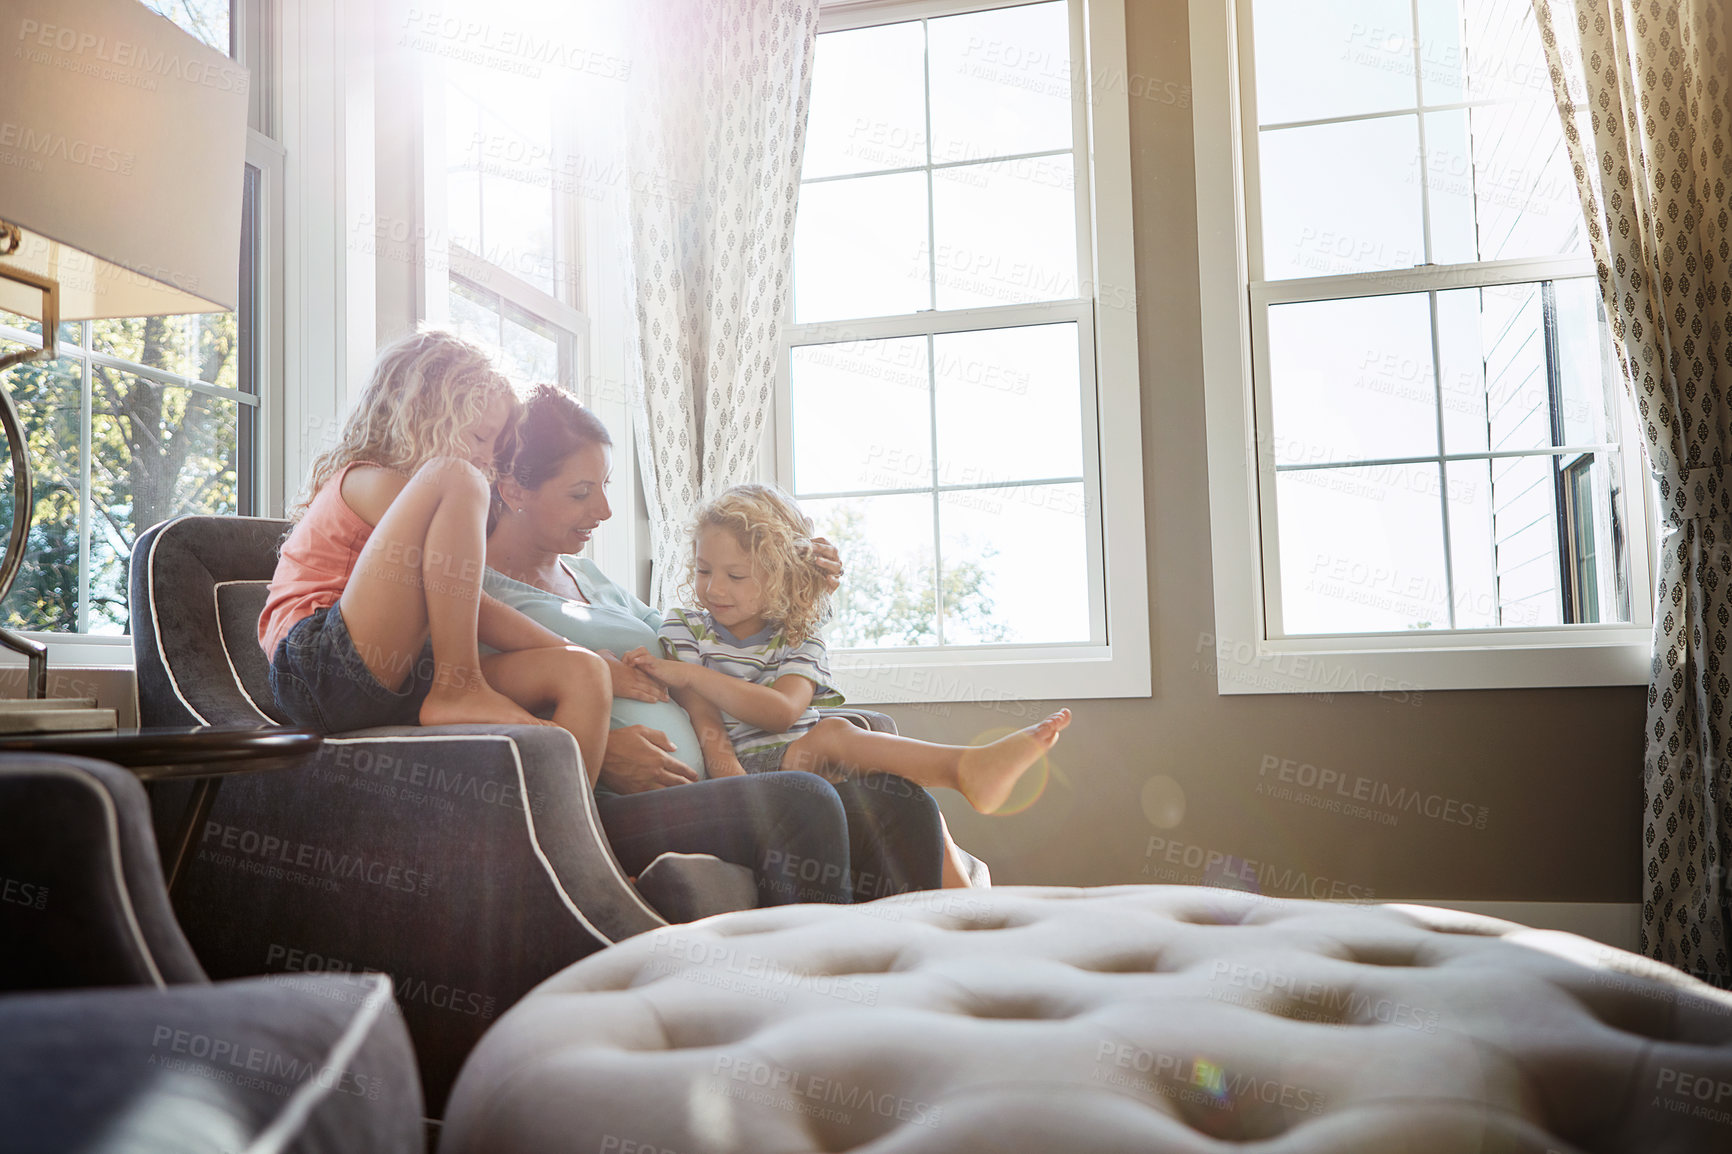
[782,710,1072,814]
[482,646,613,785]
[338,457,541,727]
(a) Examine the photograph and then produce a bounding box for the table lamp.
[0,0,248,699]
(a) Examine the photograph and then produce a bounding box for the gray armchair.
[128,514,916,1114]
[0,753,423,1153]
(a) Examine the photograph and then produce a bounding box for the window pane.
[446,85,484,249]
[932,157,1077,309]
[502,308,559,388]
[1485,453,1560,628]
[791,338,930,494]
[92,313,241,390]
[1425,106,1584,264]
[145,0,231,54]
[928,2,1072,163]
[1276,464,1450,634]
[1253,0,1415,124]
[805,494,937,648]
[88,374,240,634]
[1436,286,1490,453]
[940,484,1088,644]
[794,172,930,322]
[1482,283,1555,453]
[448,279,501,351]
[933,324,1081,483]
[448,68,558,296]
[1416,0,1467,104]
[1259,117,1424,279]
[0,350,82,633]
[1445,458,1498,627]
[804,22,927,178]
[1268,294,1438,465]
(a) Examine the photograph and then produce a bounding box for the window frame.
[774,0,1150,705]
[1189,0,1657,696]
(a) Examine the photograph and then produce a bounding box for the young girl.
[623,483,1071,822]
[259,330,612,778]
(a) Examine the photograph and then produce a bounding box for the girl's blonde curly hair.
[291,329,519,520]
[683,483,831,645]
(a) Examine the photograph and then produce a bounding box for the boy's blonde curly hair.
[683,483,831,645]
[291,329,518,520]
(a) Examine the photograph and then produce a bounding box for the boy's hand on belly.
[623,646,692,689]
[600,650,670,702]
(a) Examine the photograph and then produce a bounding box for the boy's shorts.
[268,603,434,733]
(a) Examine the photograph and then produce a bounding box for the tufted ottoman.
[438,886,1732,1153]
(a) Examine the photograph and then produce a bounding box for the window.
[779,0,1148,703]
[0,0,276,648]
[407,17,635,573]
[1191,0,1654,694]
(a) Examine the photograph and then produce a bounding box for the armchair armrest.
[168,723,664,1114]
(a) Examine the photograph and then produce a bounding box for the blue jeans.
[597,771,943,905]
[268,604,434,732]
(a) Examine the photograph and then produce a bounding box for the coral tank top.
[258,463,377,657]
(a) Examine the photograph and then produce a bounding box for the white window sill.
[1198,626,1652,699]
[830,643,1150,706]
[0,633,135,671]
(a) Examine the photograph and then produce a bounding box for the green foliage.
[818,502,1010,648]
[0,310,241,635]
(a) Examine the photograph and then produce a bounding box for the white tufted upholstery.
[439,886,1732,1153]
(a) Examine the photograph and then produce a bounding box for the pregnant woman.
[483,385,948,906]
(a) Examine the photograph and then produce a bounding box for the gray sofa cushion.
[0,972,421,1154]
[440,885,1732,1153]
[633,852,760,923]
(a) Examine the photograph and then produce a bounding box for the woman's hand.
[599,650,670,703]
[811,536,845,593]
[622,646,692,689]
[598,725,702,793]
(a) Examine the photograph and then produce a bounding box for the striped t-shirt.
[657,608,844,755]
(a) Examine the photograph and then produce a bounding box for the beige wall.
[888,0,1646,903]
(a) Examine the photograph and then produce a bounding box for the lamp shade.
[0,0,249,320]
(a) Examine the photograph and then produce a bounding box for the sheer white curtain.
[620,0,821,608]
[1534,0,1732,982]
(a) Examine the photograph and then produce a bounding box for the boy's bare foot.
[956,709,1071,814]
[419,680,550,728]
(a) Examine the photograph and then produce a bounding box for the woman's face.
[515,442,613,555]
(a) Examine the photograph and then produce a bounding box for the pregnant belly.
[610,697,708,778]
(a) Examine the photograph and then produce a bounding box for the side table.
[0,727,322,891]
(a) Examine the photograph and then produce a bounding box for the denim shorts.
[268,603,434,733]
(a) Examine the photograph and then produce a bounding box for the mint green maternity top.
[482,557,708,779]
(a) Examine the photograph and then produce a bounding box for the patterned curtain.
[1534,0,1732,983]
[621,0,821,608]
